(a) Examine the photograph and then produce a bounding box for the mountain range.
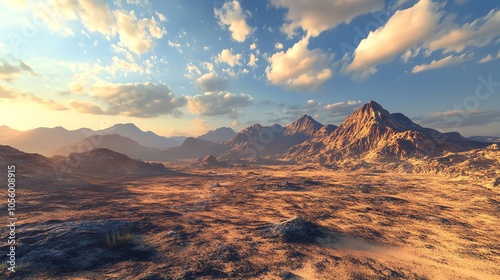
[1,101,496,163]
[219,115,324,160]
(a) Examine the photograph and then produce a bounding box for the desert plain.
[2,161,499,280]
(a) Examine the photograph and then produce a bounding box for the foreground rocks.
[7,220,152,277]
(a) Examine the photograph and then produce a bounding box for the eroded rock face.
[10,220,152,275]
[199,155,219,166]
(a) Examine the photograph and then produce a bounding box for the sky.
[0,0,499,137]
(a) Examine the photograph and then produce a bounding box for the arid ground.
[2,162,500,280]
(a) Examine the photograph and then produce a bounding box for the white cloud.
[214,0,252,42]
[266,36,334,91]
[203,46,211,51]
[4,1,166,55]
[216,49,242,67]
[202,62,214,72]
[185,63,201,79]
[114,10,166,55]
[79,0,115,36]
[0,58,37,82]
[196,72,228,92]
[69,100,105,114]
[72,81,186,117]
[248,53,258,67]
[347,0,440,76]
[187,91,253,117]
[250,42,257,50]
[401,47,421,63]
[412,54,469,73]
[275,42,283,50]
[478,51,500,64]
[156,11,167,22]
[429,9,500,54]
[168,41,181,48]
[270,0,384,37]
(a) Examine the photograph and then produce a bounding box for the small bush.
[106,231,135,248]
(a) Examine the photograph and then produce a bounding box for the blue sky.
[0,0,499,137]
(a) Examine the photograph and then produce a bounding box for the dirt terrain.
[2,162,499,280]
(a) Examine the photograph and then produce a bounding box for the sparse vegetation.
[106,230,136,248]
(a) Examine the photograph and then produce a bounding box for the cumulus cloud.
[266,36,334,91]
[429,9,500,54]
[271,0,384,37]
[347,0,441,77]
[248,53,258,67]
[250,42,257,50]
[202,62,214,72]
[196,72,228,92]
[412,53,470,73]
[68,82,186,118]
[114,10,166,55]
[79,0,115,36]
[285,99,361,120]
[187,91,253,117]
[69,100,105,114]
[275,42,283,50]
[0,59,37,82]
[344,1,500,78]
[185,63,201,79]
[216,49,242,67]
[4,0,166,55]
[214,0,252,42]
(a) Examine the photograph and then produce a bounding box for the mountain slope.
[51,134,162,161]
[0,125,20,141]
[286,124,338,158]
[197,127,236,143]
[161,137,228,159]
[290,101,488,164]
[219,115,323,160]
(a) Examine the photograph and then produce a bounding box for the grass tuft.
[106,231,135,248]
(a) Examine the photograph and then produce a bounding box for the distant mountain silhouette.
[51,134,162,161]
[0,125,20,141]
[219,115,323,160]
[0,123,186,155]
[161,137,228,160]
[100,123,186,149]
[197,127,236,143]
[289,101,489,164]
[469,136,500,143]
[0,126,95,155]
